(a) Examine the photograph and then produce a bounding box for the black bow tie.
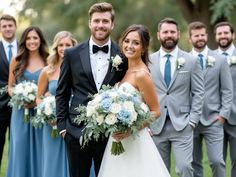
[92,45,109,54]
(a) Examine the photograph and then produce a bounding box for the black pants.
[64,133,108,177]
[0,119,10,167]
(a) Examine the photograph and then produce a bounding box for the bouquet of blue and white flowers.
[31,95,58,138]
[74,85,155,155]
[8,80,37,123]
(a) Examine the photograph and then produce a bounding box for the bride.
[98,24,171,177]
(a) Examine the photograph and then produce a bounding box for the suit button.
[164,106,167,108]
[166,92,169,95]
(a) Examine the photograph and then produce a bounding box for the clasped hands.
[112,129,131,142]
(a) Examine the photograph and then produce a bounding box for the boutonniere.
[228,56,236,66]
[206,56,215,67]
[108,55,123,71]
[176,57,185,70]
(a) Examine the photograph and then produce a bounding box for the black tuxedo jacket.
[56,40,127,138]
[0,41,12,119]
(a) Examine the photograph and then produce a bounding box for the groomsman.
[0,14,17,168]
[56,2,127,177]
[149,17,204,177]
[188,21,233,177]
[215,21,236,177]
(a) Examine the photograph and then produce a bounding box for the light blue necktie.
[198,53,204,70]
[164,54,171,87]
[8,44,13,62]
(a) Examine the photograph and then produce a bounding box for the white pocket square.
[179,70,189,73]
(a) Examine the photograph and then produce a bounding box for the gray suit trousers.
[193,122,225,177]
[223,121,236,177]
[152,119,193,177]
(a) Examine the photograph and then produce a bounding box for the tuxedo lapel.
[79,42,97,89]
[0,41,9,66]
[102,41,119,85]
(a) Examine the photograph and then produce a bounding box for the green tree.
[177,0,236,48]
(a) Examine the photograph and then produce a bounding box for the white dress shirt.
[89,38,111,90]
[191,46,209,69]
[159,46,179,78]
[2,38,17,61]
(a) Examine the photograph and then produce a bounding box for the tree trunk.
[177,0,227,49]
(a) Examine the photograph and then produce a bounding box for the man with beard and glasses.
[149,18,204,177]
[188,21,233,177]
[215,21,236,177]
[56,2,127,177]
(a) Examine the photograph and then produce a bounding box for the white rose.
[140,103,149,113]
[110,103,121,114]
[231,56,236,64]
[28,94,35,101]
[105,114,117,125]
[37,109,42,115]
[113,55,122,66]
[45,108,53,116]
[207,56,215,66]
[129,110,137,123]
[25,86,33,93]
[95,115,104,125]
[123,101,134,111]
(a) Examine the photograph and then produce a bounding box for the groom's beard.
[217,37,233,49]
[160,37,178,50]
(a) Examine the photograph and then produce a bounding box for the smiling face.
[57,37,74,59]
[189,28,208,51]
[122,31,143,61]
[215,25,235,49]
[89,12,114,45]
[157,23,180,51]
[25,30,41,52]
[0,19,17,42]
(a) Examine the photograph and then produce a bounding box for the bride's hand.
[112,129,131,141]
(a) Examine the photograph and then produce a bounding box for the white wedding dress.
[98,82,171,177]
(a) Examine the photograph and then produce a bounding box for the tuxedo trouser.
[223,121,236,177]
[152,119,194,177]
[193,121,225,177]
[0,119,10,168]
[64,133,107,177]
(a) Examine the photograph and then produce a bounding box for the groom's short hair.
[88,2,115,22]
[188,21,207,36]
[157,17,179,31]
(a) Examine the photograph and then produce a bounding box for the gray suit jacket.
[199,49,233,126]
[227,48,236,125]
[149,48,204,134]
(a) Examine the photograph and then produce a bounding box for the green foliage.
[210,0,236,23]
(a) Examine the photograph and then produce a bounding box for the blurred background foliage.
[1,0,236,51]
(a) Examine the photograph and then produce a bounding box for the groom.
[149,18,204,177]
[56,2,127,177]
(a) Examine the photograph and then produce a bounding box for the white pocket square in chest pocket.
[179,70,189,73]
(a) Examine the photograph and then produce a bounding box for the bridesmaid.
[36,31,77,177]
[7,26,48,177]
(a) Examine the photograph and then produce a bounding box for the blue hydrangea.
[101,98,112,113]
[117,109,131,123]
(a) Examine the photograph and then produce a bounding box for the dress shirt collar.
[191,46,209,58]
[217,44,235,56]
[160,46,179,59]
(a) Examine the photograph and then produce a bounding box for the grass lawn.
[0,131,231,177]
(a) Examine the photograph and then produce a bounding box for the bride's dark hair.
[119,24,150,65]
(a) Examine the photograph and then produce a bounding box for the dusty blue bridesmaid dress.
[42,80,95,177]
[6,69,42,177]
[41,80,69,177]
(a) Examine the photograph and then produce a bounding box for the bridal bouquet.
[74,85,155,155]
[8,80,37,123]
[31,95,58,138]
